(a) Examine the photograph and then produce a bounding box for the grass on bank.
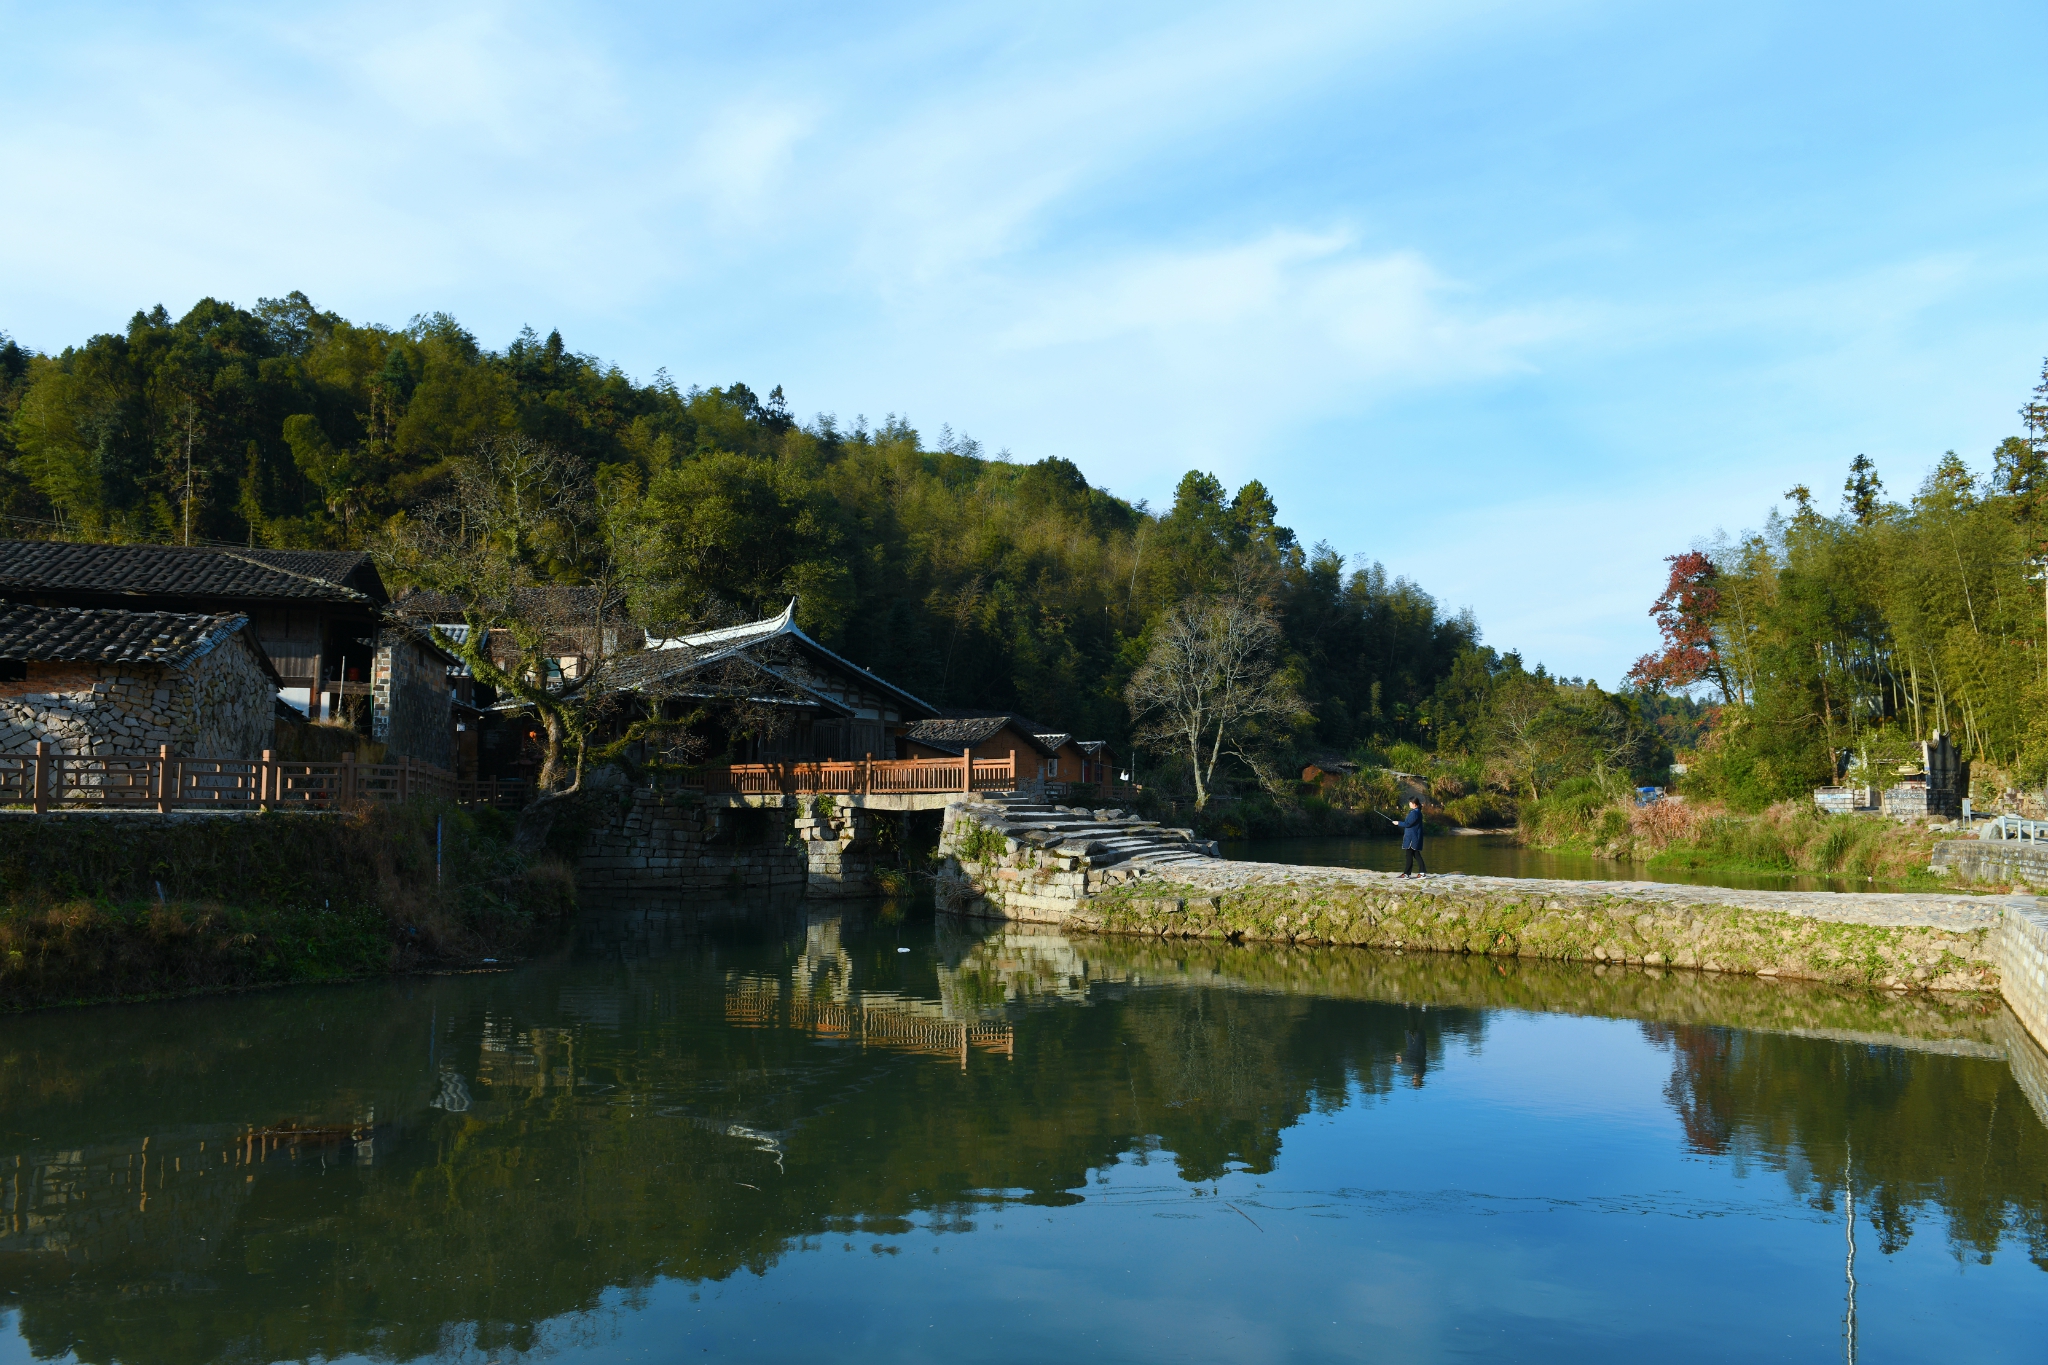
[0,799,576,1012]
[1519,777,1957,887]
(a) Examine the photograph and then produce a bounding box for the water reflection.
[0,898,2043,1364]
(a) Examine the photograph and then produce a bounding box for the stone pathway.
[959,792,2025,933]
[1146,861,2024,933]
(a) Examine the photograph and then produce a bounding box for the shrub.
[0,800,576,1011]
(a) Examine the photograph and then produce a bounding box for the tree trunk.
[537,711,567,791]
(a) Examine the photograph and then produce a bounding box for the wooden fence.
[680,752,1017,797]
[0,742,529,813]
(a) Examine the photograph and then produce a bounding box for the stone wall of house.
[0,632,272,758]
[188,632,277,757]
[372,634,452,768]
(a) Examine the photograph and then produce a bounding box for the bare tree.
[381,435,642,793]
[1125,590,1306,810]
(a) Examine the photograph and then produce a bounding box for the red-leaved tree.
[1626,552,1729,698]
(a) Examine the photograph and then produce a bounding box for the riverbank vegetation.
[0,801,575,1011]
[1628,361,2048,809]
[1518,786,1949,885]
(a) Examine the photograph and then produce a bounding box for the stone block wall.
[1999,902,2048,1057]
[1930,838,2048,887]
[794,798,890,898]
[188,631,276,757]
[371,633,452,768]
[575,786,807,895]
[0,632,272,759]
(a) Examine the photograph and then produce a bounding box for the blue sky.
[4,1,2046,682]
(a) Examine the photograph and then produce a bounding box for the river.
[1223,833,1886,893]
[1,896,2043,1364]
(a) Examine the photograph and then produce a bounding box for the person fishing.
[1398,797,1428,878]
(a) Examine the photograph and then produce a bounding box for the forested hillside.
[1631,362,2048,807]
[0,295,1478,777]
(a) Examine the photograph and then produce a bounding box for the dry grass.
[1527,791,1946,885]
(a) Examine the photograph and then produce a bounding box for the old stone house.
[0,540,456,766]
[0,604,282,757]
[0,539,386,721]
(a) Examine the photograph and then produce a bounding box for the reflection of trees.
[1122,992,1480,1180]
[3,916,2045,1365]
[1646,1024,2048,1266]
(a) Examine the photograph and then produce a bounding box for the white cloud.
[994,229,1567,384]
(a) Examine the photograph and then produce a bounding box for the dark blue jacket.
[1399,807,1424,850]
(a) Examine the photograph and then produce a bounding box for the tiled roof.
[904,716,1060,757]
[0,603,281,681]
[0,541,383,605]
[1034,731,1073,751]
[609,600,937,717]
[590,643,856,716]
[596,644,715,693]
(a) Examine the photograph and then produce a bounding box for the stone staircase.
[948,791,1221,870]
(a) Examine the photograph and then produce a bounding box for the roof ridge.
[217,548,373,602]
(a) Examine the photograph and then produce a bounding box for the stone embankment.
[567,776,932,899]
[936,793,2048,1053]
[1933,836,2048,887]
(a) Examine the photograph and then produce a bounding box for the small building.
[0,603,281,757]
[1877,733,1970,821]
[904,716,1061,779]
[1025,728,1121,791]
[1072,739,1122,788]
[1029,728,1082,784]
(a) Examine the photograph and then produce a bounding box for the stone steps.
[948,792,1220,874]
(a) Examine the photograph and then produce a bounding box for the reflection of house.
[0,603,279,757]
[0,541,386,721]
[595,600,939,760]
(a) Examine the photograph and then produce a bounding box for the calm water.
[3,898,2046,1365]
[1222,834,1887,893]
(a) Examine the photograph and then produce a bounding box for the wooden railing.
[0,742,529,813]
[681,753,1017,797]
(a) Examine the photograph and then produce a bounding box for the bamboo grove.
[1631,362,2048,806]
